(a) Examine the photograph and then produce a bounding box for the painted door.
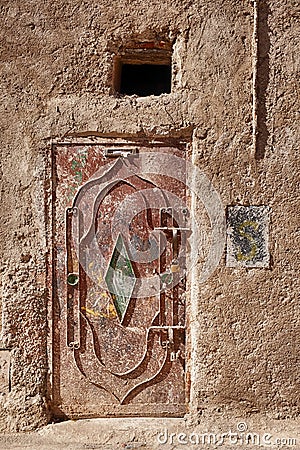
[51,138,190,418]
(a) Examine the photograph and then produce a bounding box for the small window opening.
[113,47,172,97]
[120,64,171,96]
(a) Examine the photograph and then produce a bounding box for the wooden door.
[51,138,189,418]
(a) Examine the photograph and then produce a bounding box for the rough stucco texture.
[0,0,299,430]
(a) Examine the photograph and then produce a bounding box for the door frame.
[47,135,193,419]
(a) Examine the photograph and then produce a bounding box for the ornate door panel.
[51,138,190,418]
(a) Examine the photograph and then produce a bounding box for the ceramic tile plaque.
[226,206,270,268]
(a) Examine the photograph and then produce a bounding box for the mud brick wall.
[0,0,299,430]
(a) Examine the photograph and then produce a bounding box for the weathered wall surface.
[0,0,299,430]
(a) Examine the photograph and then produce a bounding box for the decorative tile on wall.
[226,206,270,268]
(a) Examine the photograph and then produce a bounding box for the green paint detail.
[69,149,88,198]
[74,171,83,184]
[71,150,88,171]
[105,234,136,323]
[67,273,79,286]
[67,185,77,202]
[71,160,78,171]
[160,272,173,285]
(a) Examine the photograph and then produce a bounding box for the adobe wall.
[0,0,299,430]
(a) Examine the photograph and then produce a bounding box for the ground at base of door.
[0,416,299,450]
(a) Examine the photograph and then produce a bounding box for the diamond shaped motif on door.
[105,234,136,323]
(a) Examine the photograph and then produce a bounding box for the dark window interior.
[119,64,171,97]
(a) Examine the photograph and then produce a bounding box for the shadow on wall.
[256,0,271,160]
